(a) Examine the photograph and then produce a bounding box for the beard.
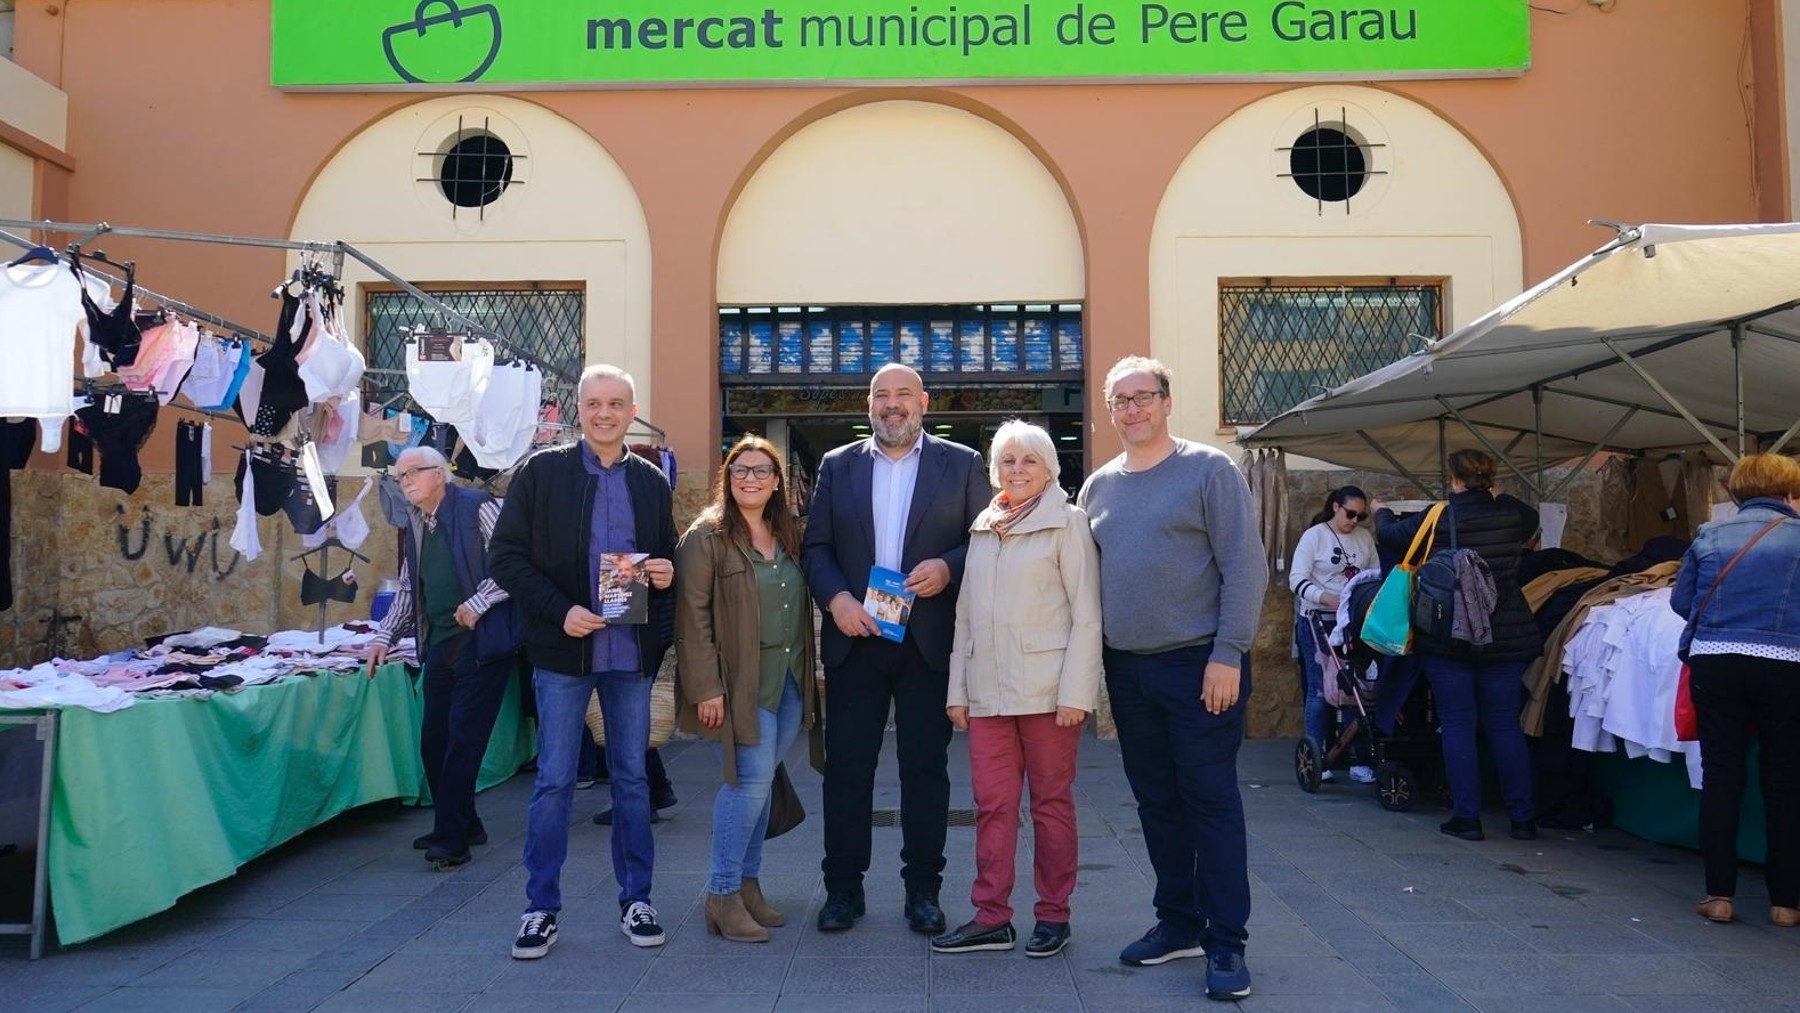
[871,410,921,449]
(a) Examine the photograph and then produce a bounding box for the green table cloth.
[45,662,534,944]
[1595,748,1764,864]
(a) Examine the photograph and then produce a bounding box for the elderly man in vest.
[367,445,517,869]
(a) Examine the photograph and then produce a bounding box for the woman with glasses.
[675,435,817,942]
[931,420,1102,958]
[1289,485,1378,783]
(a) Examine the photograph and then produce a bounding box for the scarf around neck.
[988,490,1043,539]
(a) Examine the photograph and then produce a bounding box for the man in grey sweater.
[1077,355,1267,1002]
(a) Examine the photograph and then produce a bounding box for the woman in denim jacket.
[1671,453,1800,929]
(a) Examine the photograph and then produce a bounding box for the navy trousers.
[419,632,512,849]
[1418,654,1534,824]
[1104,642,1251,955]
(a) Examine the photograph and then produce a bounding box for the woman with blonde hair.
[1673,453,1800,927]
[932,420,1101,959]
[675,435,817,942]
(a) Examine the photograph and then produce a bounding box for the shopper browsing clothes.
[674,435,819,943]
[365,446,516,869]
[1671,453,1800,929]
[489,364,677,959]
[1078,356,1266,1002]
[1374,449,1540,843]
[1289,485,1379,782]
[801,362,990,935]
[931,420,1101,958]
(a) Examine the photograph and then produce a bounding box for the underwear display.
[74,392,161,494]
[300,566,359,606]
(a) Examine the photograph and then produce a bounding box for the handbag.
[1674,516,1786,741]
[1362,503,1446,657]
[764,762,806,840]
[584,649,678,749]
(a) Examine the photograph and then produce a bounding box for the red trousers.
[967,712,1082,925]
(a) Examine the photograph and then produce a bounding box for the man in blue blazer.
[802,362,990,934]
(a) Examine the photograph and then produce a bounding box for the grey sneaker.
[512,910,557,959]
[621,901,665,947]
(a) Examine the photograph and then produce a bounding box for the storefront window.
[718,304,1083,382]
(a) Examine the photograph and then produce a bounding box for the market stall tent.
[1238,222,1800,497]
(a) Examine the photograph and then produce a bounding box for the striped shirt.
[370,496,508,649]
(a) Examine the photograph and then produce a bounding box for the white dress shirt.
[870,432,925,573]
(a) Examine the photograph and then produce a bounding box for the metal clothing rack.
[0,218,579,390]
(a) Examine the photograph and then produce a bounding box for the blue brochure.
[863,565,915,643]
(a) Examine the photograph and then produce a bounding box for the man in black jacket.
[801,362,990,935]
[489,364,677,960]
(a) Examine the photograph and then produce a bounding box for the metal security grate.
[720,304,1084,383]
[1277,108,1387,215]
[1220,283,1439,426]
[365,286,584,419]
[416,115,526,221]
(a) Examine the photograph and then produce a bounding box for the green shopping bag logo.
[382,0,503,84]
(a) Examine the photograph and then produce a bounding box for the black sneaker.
[621,901,665,947]
[1204,950,1252,1000]
[652,785,679,810]
[1025,920,1071,958]
[1509,820,1539,841]
[415,818,486,850]
[512,911,557,959]
[593,808,663,826]
[1440,817,1485,841]
[1119,923,1205,967]
[931,920,1015,953]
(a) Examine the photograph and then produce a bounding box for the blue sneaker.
[1205,950,1252,1000]
[1119,923,1205,966]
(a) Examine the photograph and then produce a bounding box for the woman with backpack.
[1375,449,1540,842]
[1290,485,1379,782]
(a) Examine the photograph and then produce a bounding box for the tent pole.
[1438,417,1448,491]
[1533,385,1545,505]
[1543,408,1638,502]
[1733,321,1746,455]
[1355,430,1441,498]
[1765,414,1800,456]
[1600,338,1739,462]
[1436,397,1546,499]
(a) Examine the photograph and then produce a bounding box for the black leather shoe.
[1509,820,1538,841]
[904,889,947,935]
[931,920,1015,953]
[412,832,439,851]
[593,808,664,826]
[468,819,488,846]
[1440,817,1485,841]
[1025,920,1071,958]
[651,785,679,810]
[423,843,471,867]
[816,890,865,932]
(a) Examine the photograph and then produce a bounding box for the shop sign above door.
[273,0,1529,89]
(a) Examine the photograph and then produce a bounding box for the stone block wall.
[1,470,398,669]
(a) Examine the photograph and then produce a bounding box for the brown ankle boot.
[739,877,786,927]
[1773,905,1800,928]
[1696,896,1734,923]
[705,891,770,943]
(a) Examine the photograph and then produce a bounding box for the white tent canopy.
[1239,222,1800,496]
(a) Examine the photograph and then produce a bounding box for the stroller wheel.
[1376,762,1416,812]
[1294,737,1324,793]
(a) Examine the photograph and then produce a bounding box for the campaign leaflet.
[862,565,915,644]
[597,552,651,625]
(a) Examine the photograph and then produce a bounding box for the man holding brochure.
[801,362,989,934]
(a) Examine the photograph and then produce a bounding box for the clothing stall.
[1238,221,1800,855]
[0,217,598,950]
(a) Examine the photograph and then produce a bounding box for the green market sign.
[272,0,1529,89]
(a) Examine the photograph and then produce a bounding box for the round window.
[1289,127,1368,203]
[439,133,514,209]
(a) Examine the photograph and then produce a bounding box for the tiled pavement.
[5,735,1800,1011]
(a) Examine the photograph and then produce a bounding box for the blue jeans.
[1418,654,1534,823]
[1295,615,1333,746]
[523,667,654,913]
[1104,643,1251,956]
[708,676,803,894]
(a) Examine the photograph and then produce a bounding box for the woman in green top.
[675,435,818,943]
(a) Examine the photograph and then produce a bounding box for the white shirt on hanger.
[0,260,83,452]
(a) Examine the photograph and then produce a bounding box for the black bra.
[71,252,143,368]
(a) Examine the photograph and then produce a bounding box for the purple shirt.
[582,442,640,674]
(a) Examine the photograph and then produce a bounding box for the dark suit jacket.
[801,433,990,671]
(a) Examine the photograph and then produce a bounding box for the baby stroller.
[1293,580,1443,811]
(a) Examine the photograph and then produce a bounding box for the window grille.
[1219,283,1439,426]
[365,286,584,418]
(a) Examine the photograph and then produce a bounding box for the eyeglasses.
[395,465,443,481]
[1341,509,1368,521]
[1106,390,1165,412]
[729,464,776,480]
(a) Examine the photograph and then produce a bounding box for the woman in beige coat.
[675,435,818,943]
[932,420,1102,959]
